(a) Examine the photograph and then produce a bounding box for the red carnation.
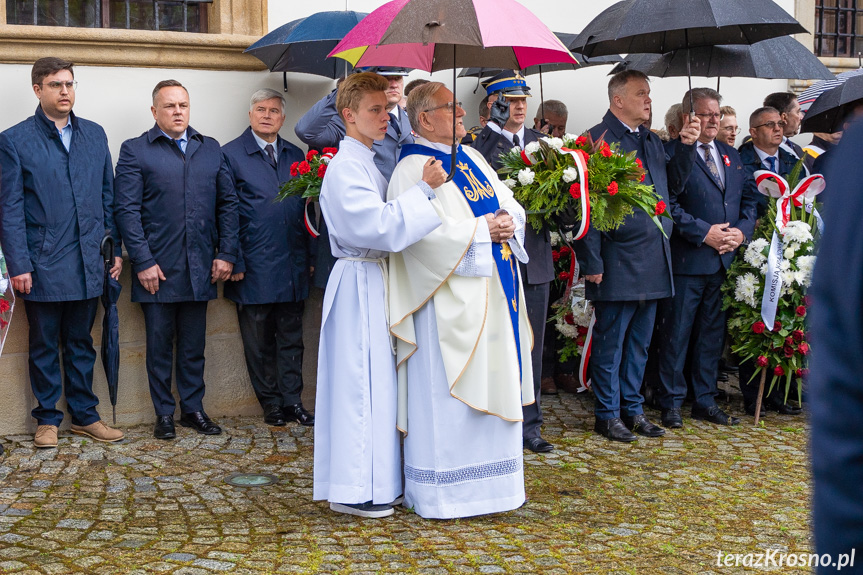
[0,298,10,313]
[600,143,613,158]
[752,321,766,334]
[558,271,571,281]
[577,326,589,336]
[654,201,666,215]
[774,320,782,331]
[635,158,643,168]
[298,161,311,175]
[575,136,588,146]
[795,305,807,317]
[569,182,582,199]
[791,329,804,342]
[797,341,810,355]
[797,368,810,377]
[552,250,560,262]
[576,334,586,345]
[774,366,785,377]
[756,355,769,367]
[564,313,575,325]
[306,150,319,161]
[290,162,300,177]
[559,246,571,255]
[803,294,813,307]
[317,164,327,178]
[322,147,338,156]
[607,181,619,195]
[783,345,795,358]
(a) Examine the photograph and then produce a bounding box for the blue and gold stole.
[400,143,521,375]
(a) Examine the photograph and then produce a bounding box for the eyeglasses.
[694,112,724,121]
[721,126,741,135]
[41,81,77,91]
[753,121,788,130]
[423,101,463,113]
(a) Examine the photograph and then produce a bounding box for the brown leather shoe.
[34,425,58,448]
[70,421,124,443]
[540,377,558,395]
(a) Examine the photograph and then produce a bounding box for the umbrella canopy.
[245,11,368,78]
[610,36,833,81]
[572,0,806,58]
[328,0,578,72]
[799,68,863,113]
[801,74,863,133]
[99,236,121,424]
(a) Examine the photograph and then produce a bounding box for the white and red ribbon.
[577,310,595,393]
[560,147,590,240]
[303,197,320,238]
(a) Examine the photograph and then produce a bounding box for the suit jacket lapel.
[694,148,724,191]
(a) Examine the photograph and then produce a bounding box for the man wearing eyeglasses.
[739,106,798,219]
[718,106,740,147]
[0,57,124,448]
[658,87,758,429]
[763,92,806,161]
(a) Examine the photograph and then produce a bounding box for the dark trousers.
[236,301,305,410]
[657,271,726,411]
[590,299,657,421]
[522,282,550,440]
[140,301,208,416]
[24,298,101,427]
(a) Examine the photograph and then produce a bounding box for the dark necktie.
[767,156,777,173]
[174,139,184,155]
[700,144,722,188]
[512,134,520,147]
[264,143,277,168]
[389,112,401,138]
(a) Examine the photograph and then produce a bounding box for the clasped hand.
[485,213,515,243]
[704,223,744,255]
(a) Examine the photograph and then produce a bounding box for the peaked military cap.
[482,70,531,98]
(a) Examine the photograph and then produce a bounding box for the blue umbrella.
[245,10,368,90]
[100,236,121,425]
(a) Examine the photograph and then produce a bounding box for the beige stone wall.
[0,260,321,436]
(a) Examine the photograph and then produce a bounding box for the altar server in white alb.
[313,72,447,519]
[388,82,534,519]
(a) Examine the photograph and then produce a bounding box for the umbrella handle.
[100,234,115,265]
[446,47,457,184]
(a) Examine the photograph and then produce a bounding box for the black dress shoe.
[660,408,683,429]
[179,411,222,435]
[691,405,740,426]
[283,404,314,426]
[263,406,286,426]
[594,418,637,443]
[744,403,766,417]
[622,414,666,437]
[523,437,554,453]
[717,371,729,383]
[154,415,176,440]
[765,399,803,415]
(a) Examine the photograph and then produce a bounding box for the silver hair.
[406,81,446,133]
[250,88,285,113]
[535,99,568,120]
[681,87,722,115]
[607,70,649,103]
[664,103,683,132]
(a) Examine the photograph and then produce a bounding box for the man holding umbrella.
[0,57,124,448]
[473,70,556,454]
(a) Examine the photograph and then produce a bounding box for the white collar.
[251,130,277,151]
[486,121,525,145]
[753,145,779,164]
[415,136,455,154]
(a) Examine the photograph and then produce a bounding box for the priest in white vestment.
[388,82,535,519]
[313,73,447,518]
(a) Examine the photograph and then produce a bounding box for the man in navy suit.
[115,80,239,440]
[658,88,758,428]
[222,89,313,428]
[810,119,863,575]
[738,106,798,219]
[473,71,555,453]
[577,71,700,442]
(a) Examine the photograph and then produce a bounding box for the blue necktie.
[174,139,185,155]
[767,156,777,173]
[389,112,401,138]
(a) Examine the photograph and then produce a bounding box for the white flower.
[550,231,561,247]
[0,277,7,294]
[759,263,768,276]
[796,255,816,275]
[517,168,535,186]
[564,133,580,143]
[562,167,578,183]
[543,136,564,150]
[734,273,759,307]
[793,270,809,287]
[525,141,541,156]
[781,270,796,285]
[783,245,796,259]
[555,318,578,339]
[779,259,791,271]
[503,178,517,189]
[781,221,813,244]
[744,239,769,268]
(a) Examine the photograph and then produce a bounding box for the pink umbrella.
[329,0,576,71]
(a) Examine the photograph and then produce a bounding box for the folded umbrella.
[100,235,122,425]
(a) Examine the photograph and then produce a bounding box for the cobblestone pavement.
[0,380,810,575]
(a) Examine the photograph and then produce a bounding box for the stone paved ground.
[0,380,810,575]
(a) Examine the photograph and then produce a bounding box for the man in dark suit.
[473,70,554,453]
[577,70,700,442]
[222,89,313,428]
[763,92,806,161]
[810,119,863,575]
[738,106,798,219]
[115,80,239,440]
[0,57,124,448]
[658,88,758,428]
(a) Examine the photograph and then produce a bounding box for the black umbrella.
[100,235,121,425]
[801,74,863,133]
[245,11,368,91]
[610,36,833,85]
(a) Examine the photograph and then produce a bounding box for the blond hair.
[336,72,389,121]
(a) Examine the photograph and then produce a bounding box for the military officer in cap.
[473,71,555,454]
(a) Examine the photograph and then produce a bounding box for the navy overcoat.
[221,127,310,305]
[0,106,119,302]
[114,124,238,303]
